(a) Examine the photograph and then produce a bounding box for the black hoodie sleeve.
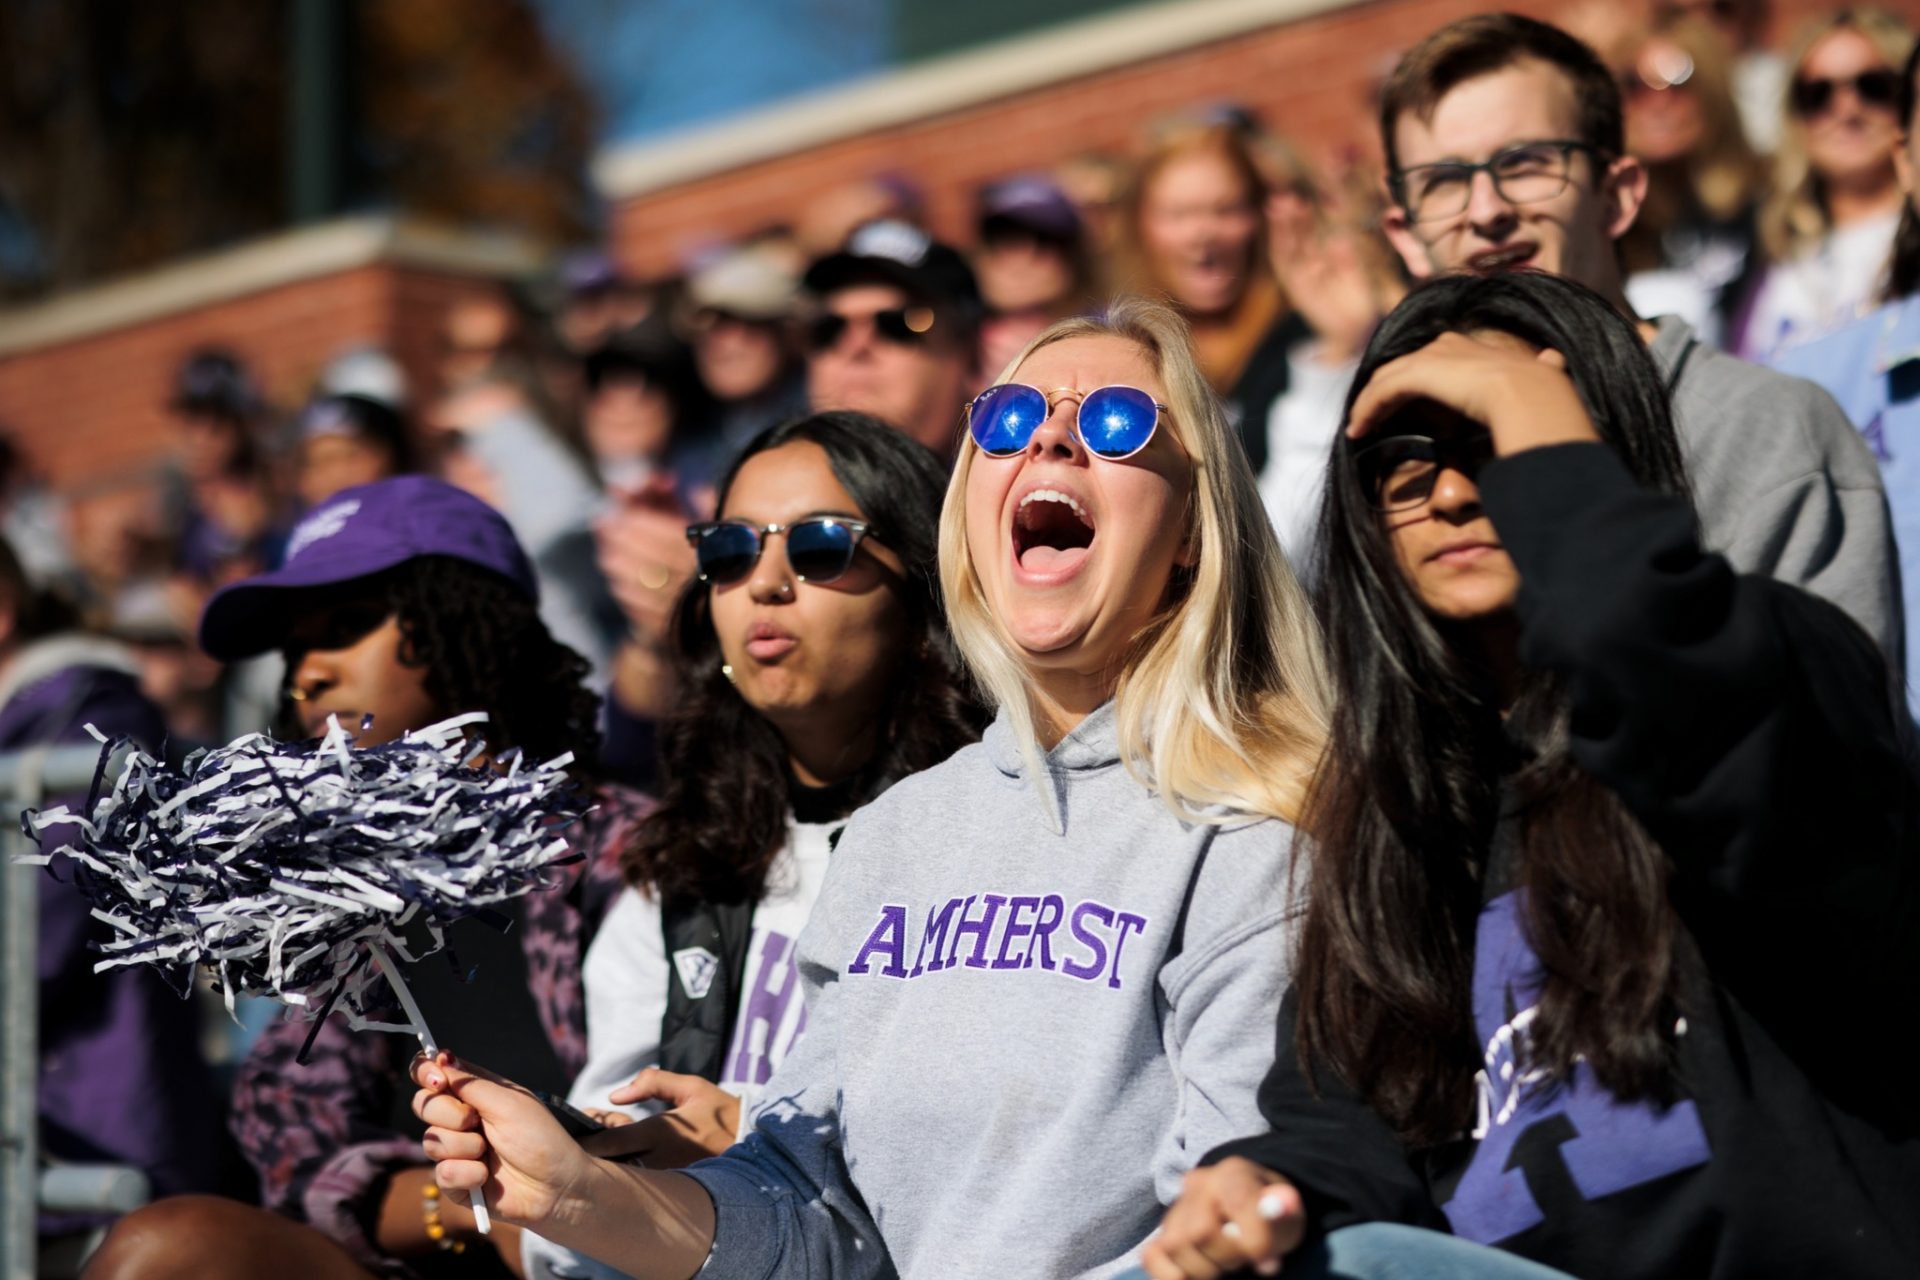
[1204,990,1446,1235]
[1478,442,1919,1103]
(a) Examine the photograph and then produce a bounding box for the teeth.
[1019,489,1085,516]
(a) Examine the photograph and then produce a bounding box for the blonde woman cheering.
[407,297,1330,1279]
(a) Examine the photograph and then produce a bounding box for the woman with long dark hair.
[1143,272,1920,1280]
[516,410,985,1278]
[1776,36,1920,718]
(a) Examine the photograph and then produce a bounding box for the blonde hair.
[936,296,1331,828]
[1115,124,1282,394]
[1759,7,1913,261]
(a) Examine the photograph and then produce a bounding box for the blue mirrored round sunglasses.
[967,383,1167,460]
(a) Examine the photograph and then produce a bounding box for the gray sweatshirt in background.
[1652,315,1905,669]
[680,703,1302,1280]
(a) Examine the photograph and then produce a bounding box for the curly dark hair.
[623,412,986,901]
[278,555,601,772]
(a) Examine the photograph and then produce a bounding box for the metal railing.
[0,742,140,1280]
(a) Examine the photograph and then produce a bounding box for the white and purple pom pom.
[18,711,586,1040]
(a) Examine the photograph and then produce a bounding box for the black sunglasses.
[1790,69,1901,118]
[1353,430,1496,512]
[685,516,876,585]
[805,306,936,353]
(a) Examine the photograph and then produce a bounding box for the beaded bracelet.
[421,1182,468,1254]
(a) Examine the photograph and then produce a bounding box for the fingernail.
[428,1074,444,1089]
[1257,1262,1282,1276]
[1257,1188,1289,1220]
[1222,1221,1244,1241]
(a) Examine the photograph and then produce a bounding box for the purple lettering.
[1106,912,1148,990]
[847,904,908,977]
[992,897,1041,970]
[727,932,798,1083]
[1061,902,1114,981]
[911,897,964,976]
[951,894,1008,969]
[1026,894,1065,970]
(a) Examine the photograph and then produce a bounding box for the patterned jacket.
[229,784,649,1276]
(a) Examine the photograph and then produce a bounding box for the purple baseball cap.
[199,476,537,661]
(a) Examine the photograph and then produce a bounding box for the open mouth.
[1013,488,1096,573]
[1468,243,1537,273]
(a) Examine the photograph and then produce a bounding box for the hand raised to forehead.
[1346,332,1596,458]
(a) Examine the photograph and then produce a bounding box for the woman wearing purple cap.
[86,476,639,1280]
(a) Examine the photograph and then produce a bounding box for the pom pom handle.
[370,941,491,1236]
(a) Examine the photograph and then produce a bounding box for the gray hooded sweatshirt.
[679,703,1301,1280]
[1653,315,1904,667]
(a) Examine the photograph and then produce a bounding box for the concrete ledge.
[592,0,1357,200]
[0,216,546,357]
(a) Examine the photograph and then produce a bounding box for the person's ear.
[1601,154,1649,243]
[1896,135,1915,197]
[1381,201,1437,281]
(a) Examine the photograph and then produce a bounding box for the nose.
[831,315,878,359]
[747,532,797,603]
[289,650,337,704]
[1426,462,1485,522]
[1463,169,1518,235]
[1024,393,1086,463]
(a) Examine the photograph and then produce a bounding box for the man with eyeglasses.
[1374,12,1903,667]
[802,219,987,463]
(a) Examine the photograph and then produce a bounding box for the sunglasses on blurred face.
[805,306,936,353]
[1791,69,1901,119]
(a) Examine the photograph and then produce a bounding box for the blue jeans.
[1117,1223,1580,1279]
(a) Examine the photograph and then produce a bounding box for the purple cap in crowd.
[199,476,537,661]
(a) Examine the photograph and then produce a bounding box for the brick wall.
[606,0,1910,276]
[0,263,508,492]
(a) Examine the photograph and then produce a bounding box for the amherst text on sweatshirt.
[847,893,1149,989]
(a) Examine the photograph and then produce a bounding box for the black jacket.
[1214,444,1920,1279]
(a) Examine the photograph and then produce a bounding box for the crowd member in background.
[676,241,809,482]
[802,219,985,461]
[972,173,1095,375]
[1055,148,1131,267]
[1256,157,1408,566]
[436,292,527,393]
[1376,13,1903,665]
[581,322,711,507]
[1776,39,1920,718]
[83,478,645,1280]
[1656,0,1787,151]
[429,344,616,686]
[1117,122,1297,467]
[0,432,76,593]
[3,538,244,1264]
[1618,15,1769,345]
[409,298,1330,1278]
[520,412,985,1280]
[294,394,417,510]
[1738,7,1912,360]
[163,349,286,591]
[1142,270,1920,1280]
[554,250,656,359]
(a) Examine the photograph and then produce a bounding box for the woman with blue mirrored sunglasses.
[966,382,1170,459]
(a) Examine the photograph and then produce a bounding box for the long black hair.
[1882,38,1920,303]
[623,412,985,901]
[278,555,602,771]
[1297,272,1693,1146]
